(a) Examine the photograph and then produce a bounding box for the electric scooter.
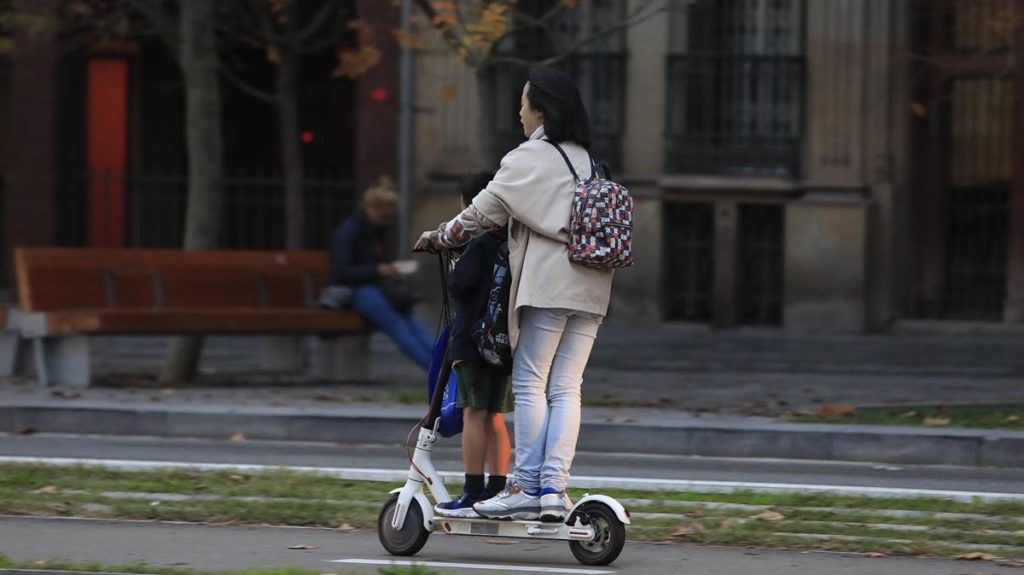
[376,253,630,566]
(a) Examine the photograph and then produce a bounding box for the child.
[434,172,513,518]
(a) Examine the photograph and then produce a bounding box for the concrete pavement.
[3,516,1024,575]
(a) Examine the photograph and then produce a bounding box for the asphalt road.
[2,516,1022,575]
[2,432,1023,496]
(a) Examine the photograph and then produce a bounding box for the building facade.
[411,0,1024,332]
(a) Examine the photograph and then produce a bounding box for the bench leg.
[315,335,371,381]
[0,332,27,376]
[259,336,306,372]
[33,336,91,387]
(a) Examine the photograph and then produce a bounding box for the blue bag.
[427,325,462,437]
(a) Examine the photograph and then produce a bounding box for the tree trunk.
[278,48,305,250]
[475,66,499,170]
[159,0,224,385]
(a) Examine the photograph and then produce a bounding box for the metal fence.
[665,54,804,177]
[73,173,357,250]
[664,202,714,321]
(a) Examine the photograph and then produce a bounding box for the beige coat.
[432,127,614,350]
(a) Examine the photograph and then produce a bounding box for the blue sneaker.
[435,491,482,518]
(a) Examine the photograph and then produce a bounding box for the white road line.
[329,558,613,574]
[2,456,1022,502]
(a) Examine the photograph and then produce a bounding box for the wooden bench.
[14,248,371,386]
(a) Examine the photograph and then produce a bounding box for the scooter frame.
[387,422,631,540]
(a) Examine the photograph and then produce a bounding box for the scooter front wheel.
[568,502,625,566]
[377,494,430,556]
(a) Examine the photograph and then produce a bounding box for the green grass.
[1,464,1022,560]
[0,553,441,575]
[792,405,1024,430]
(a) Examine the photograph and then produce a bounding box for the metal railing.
[74,172,357,250]
[665,53,804,177]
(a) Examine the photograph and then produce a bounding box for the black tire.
[377,494,430,556]
[568,502,626,566]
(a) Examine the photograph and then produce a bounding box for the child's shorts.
[453,362,513,413]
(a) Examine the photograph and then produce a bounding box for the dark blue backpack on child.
[427,324,462,437]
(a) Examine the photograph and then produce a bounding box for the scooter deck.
[435,514,595,541]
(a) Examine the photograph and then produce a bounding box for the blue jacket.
[329,210,389,286]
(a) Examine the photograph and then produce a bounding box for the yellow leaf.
[332,46,382,79]
[815,403,855,417]
[32,485,59,494]
[266,46,281,64]
[229,432,247,442]
[671,521,705,537]
[440,83,458,104]
[923,416,951,427]
[957,551,997,561]
[751,510,785,523]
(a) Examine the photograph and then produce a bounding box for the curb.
[1,402,1023,468]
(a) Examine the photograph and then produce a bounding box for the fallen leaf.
[288,544,316,550]
[337,523,355,532]
[864,552,887,558]
[50,389,81,399]
[228,474,249,483]
[149,501,161,507]
[608,416,635,424]
[957,551,997,561]
[816,403,855,417]
[923,416,951,427]
[997,560,1024,568]
[1005,414,1020,422]
[32,485,59,494]
[229,433,247,442]
[751,510,786,523]
[14,426,36,435]
[671,521,705,537]
[898,410,918,418]
[185,469,203,479]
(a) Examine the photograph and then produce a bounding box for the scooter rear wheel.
[378,494,430,556]
[568,502,625,566]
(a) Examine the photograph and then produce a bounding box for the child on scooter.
[435,171,513,518]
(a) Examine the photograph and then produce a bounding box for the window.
[665,0,805,177]
[491,0,626,170]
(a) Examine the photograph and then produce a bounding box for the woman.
[332,178,433,370]
[415,67,614,521]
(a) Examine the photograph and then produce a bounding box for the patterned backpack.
[545,140,634,269]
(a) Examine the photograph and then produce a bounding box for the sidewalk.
[2,321,1023,467]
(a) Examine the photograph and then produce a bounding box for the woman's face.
[365,203,396,226]
[520,82,544,137]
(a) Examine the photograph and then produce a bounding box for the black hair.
[459,171,495,207]
[526,67,592,149]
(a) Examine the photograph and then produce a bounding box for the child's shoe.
[539,486,572,522]
[435,490,482,518]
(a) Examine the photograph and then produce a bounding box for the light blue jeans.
[512,307,603,493]
[351,285,433,371]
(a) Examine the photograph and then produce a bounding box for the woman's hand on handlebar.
[413,230,441,254]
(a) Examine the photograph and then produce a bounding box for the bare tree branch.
[487,0,666,69]
[412,0,484,67]
[127,0,179,55]
[296,0,338,43]
[219,58,277,104]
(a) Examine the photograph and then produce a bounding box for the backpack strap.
[545,140,596,182]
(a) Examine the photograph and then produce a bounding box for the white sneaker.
[435,505,480,519]
[539,488,572,522]
[472,484,540,520]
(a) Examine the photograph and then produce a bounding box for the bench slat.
[43,308,370,335]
